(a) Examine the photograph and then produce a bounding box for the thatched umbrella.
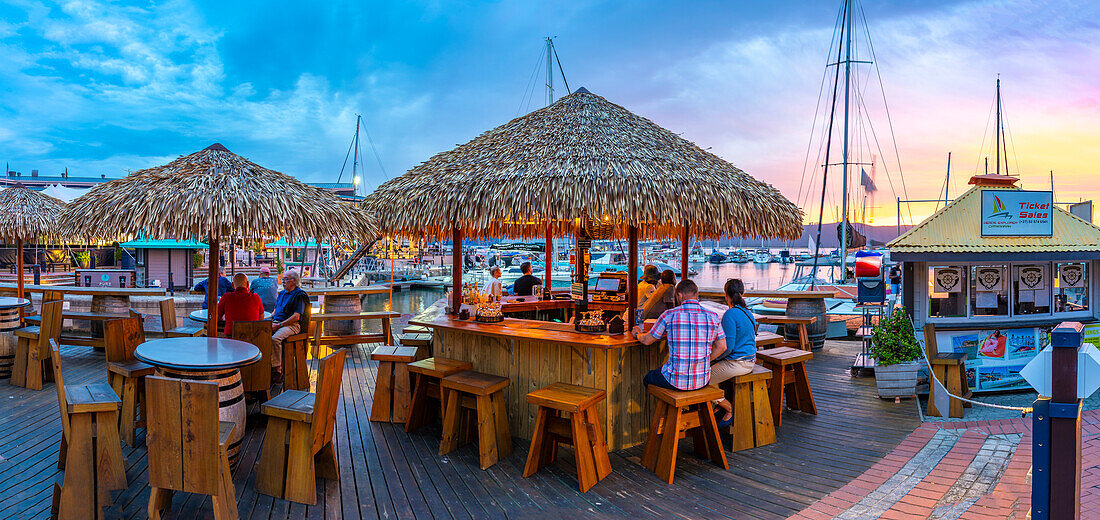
[0,185,68,306]
[60,143,380,337]
[366,88,803,324]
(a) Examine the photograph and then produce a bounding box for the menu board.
[927,327,1045,392]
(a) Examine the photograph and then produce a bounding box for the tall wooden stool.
[439,371,512,470]
[640,385,727,484]
[756,346,816,427]
[717,365,776,452]
[282,299,312,391]
[923,324,971,418]
[256,350,346,505]
[104,317,154,447]
[159,298,204,338]
[398,332,433,357]
[402,325,431,335]
[48,340,127,520]
[233,320,274,401]
[370,345,419,423]
[523,383,612,492]
[11,300,62,390]
[405,357,472,434]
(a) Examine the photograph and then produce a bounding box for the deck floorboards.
[0,340,919,519]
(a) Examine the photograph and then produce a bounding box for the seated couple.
[631,278,757,427]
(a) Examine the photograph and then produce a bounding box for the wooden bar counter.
[410,303,660,451]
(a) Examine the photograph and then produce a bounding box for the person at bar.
[216,273,264,337]
[250,266,279,312]
[632,279,726,392]
[710,278,758,427]
[638,264,660,307]
[484,266,504,299]
[512,261,542,297]
[193,266,232,309]
[270,269,308,384]
[641,269,677,320]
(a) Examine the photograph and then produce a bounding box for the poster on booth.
[930,327,1044,392]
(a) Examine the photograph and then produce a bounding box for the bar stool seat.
[523,383,612,492]
[370,346,419,423]
[756,347,816,427]
[717,365,775,452]
[398,332,433,356]
[439,370,512,470]
[640,385,727,484]
[405,357,472,434]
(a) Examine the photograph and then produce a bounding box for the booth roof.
[888,185,1100,254]
[119,237,205,249]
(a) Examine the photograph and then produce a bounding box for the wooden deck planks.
[0,340,919,519]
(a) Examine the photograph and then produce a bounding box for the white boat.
[752,249,773,264]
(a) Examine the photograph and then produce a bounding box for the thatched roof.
[0,185,68,242]
[59,143,379,243]
[365,88,803,240]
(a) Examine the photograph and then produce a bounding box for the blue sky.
[3,1,1100,225]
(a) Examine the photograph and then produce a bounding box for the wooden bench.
[405,357,473,434]
[640,385,727,484]
[370,346,420,423]
[439,371,512,470]
[757,315,817,351]
[308,311,399,355]
[718,365,775,452]
[523,383,612,492]
[923,324,971,418]
[26,310,135,349]
[757,346,816,427]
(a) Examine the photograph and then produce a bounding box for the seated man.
[250,266,279,312]
[637,265,660,307]
[641,269,677,320]
[632,279,726,391]
[194,266,232,309]
[270,269,308,384]
[216,273,264,337]
[512,261,543,297]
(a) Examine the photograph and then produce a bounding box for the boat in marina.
[752,248,773,264]
[707,250,728,264]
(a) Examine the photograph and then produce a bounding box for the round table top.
[189,309,273,323]
[134,337,261,371]
[0,297,31,310]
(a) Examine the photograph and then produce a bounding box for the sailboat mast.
[352,115,361,197]
[995,76,1002,176]
[839,0,853,279]
[546,37,554,105]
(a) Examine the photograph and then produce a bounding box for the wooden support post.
[1049,321,1083,520]
[207,236,219,338]
[451,225,462,315]
[544,220,553,298]
[627,225,639,328]
[680,225,689,282]
[15,237,23,317]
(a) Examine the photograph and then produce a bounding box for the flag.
[860,168,877,194]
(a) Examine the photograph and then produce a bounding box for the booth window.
[1013,264,1051,315]
[928,265,967,318]
[971,265,1008,317]
[1055,262,1089,313]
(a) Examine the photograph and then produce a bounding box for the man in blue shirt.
[193,267,232,309]
[249,266,279,312]
[270,269,307,384]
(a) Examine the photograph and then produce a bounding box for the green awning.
[263,239,332,248]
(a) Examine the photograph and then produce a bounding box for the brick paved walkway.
[791,409,1100,520]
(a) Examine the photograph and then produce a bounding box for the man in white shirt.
[485,266,504,299]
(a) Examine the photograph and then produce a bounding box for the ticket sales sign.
[980,190,1053,237]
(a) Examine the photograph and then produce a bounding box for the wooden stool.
[718,365,775,452]
[370,345,419,423]
[923,324,972,418]
[439,371,512,470]
[104,317,154,447]
[405,357,472,434]
[48,340,127,520]
[11,300,62,390]
[398,332,433,357]
[402,325,431,335]
[523,383,612,492]
[641,385,727,484]
[756,347,816,427]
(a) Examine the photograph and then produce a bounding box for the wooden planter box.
[875,361,920,398]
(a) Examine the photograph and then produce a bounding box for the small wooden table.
[757,315,817,350]
[133,337,260,462]
[0,297,30,379]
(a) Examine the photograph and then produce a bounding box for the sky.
[2,0,1099,228]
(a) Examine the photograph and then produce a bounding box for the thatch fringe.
[0,186,68,242]
[365,88,803,241]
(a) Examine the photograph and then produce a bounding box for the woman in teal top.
[712,278,758,427]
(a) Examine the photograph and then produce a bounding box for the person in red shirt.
[216,273,264,336]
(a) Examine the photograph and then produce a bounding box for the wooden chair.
[923,324,971,418]
[282,296,312,391]
[159,298,204,338]
[756,346,816,427]
[439,370,512,470]
[640,385,727,484]
[256,349,347,504]
[717,365,776,452]
[405,357,473,434]
[104,317,154,447]
[233,320,273,400]
[48,339,126,520]
[145,375,238,520]
[11,300,63,390]
[523,383,612,492]
[369,345,419,423]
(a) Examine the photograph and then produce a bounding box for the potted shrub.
[74,251,91,269]
[870,306,923,399]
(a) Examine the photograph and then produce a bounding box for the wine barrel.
[322,294,360,336]
[90,295,130,342]
[0,331,15,379]
[157,367,246,463]
[784,297,827,350]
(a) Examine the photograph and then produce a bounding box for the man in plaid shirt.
[632,279,727,390]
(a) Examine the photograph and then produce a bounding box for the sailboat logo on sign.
[989,195,1011,219]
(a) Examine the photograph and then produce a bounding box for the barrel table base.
[156,366,246,463]
[0,307,21,379]
[783,297,827,350]
[322,294,361,336]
